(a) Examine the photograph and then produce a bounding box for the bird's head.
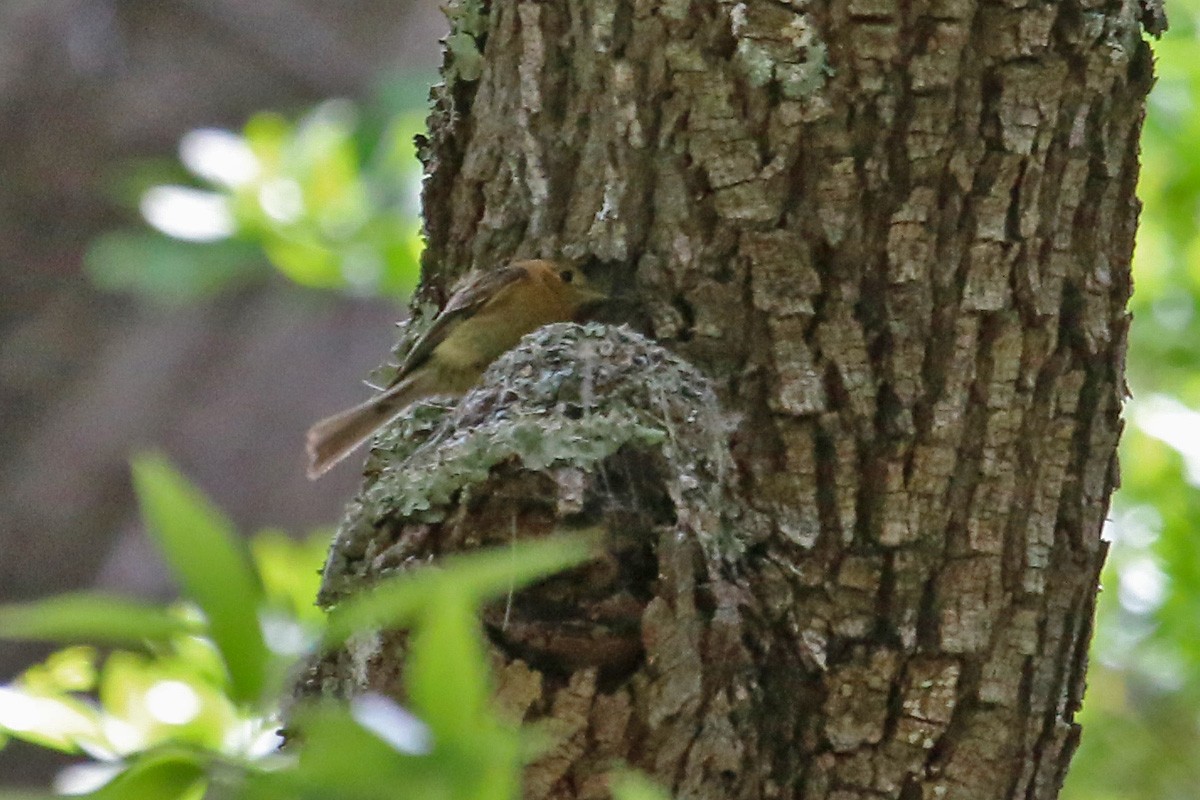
[521,259,609,312]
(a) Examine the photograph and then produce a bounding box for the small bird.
[306,259,607,479]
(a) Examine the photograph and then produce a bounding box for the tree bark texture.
[312,1,1155,798]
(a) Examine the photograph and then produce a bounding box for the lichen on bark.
[315,321,744,602]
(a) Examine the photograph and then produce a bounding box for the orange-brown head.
[509,259,608,320]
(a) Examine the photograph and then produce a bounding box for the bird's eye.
[559,269,575,284]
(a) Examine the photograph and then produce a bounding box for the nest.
[314,322,744,680]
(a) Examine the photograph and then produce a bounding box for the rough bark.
[312,1,1154,798]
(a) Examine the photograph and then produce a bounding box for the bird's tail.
[306,378,417,480]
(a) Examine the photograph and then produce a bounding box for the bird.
[306,259,608,479]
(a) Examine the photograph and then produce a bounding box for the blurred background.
[0,1,1197,797]
[0,0,441,784]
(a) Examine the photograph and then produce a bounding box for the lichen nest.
[319,323,740,604]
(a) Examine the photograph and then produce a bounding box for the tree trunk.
[313,1,1154,798]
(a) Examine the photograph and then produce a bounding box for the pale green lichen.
[442,0,488,83]
[444,0,486,37]
[367,411,666,520]
[737,39,777,87]
[322,323,741,598]
[728,1,832,99]
[444,33,484,83]
[779,39,833,100]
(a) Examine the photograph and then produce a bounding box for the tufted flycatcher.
[306,259,607,479]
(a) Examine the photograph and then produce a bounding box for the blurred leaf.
[359,70,439,161]
[277,702,441,800]
[98,650,238,752]
[323,534,596,646]
[0,687,104,755]
[406,587,488,745]
[85,751,206,800]
[23,647,98,694]
[0,594,197,646]
[611,770,673,800]
[281,697,521,800]
[243,113,290,169]
[295,107,367,236]
[90,83,428,301]
[86,232,264,304]
[131,455,270,705]
[251,530,330,625]
[169,619,235,691]
[260,235,342,289]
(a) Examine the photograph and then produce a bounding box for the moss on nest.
[321,323,741,601]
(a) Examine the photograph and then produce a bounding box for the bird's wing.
[386,265,527,386]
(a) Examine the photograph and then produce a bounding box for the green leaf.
[15,647,98,698]
[130,454,270,705]
[406,587,489,744]
[86,752,206,800]
[85,232,264,304]
[0,594,198,645]
[610,770,673,800]
[406,593,524,800]
[98,650,239,752]
[323,534,596,646]
[251,529,331,625]
[260,235,342,289]
[0,688,104,754]
[275,702,440,800]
